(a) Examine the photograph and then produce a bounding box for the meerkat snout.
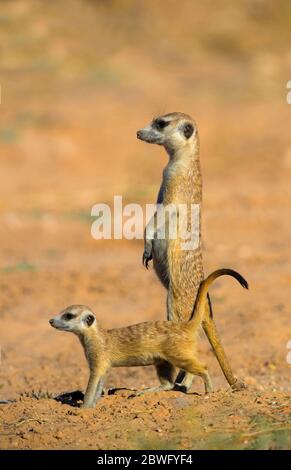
[49,305,96,333]
[136,126,164,145]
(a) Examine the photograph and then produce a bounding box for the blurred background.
[1,0,291,204]
[0,0,290,419]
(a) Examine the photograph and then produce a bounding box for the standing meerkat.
[49,269,248,408]
[137,112,245,391]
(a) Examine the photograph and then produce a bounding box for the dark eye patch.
[183,122,194,139]
[85,314,95,326]
[63,312,75,321]
[153,119,170,131]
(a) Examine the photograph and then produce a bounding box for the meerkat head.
[137,112,198,154]
[49,305,97,335]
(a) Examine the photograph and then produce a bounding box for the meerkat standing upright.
[137,112,244,391]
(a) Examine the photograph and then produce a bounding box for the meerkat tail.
[189,269,248,328]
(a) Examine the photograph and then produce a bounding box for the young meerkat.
[49,269,248,408]
[137,112,245,391]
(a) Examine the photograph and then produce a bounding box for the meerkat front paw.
[142,250,152,269]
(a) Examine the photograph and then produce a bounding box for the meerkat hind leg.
[135,361,175,396]
[176,295,245,392]
[203,295,245,390]
[179,359,213,394]
[202,371,213,394]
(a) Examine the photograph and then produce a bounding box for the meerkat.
[49,268,248,408]
[137,112,245,391]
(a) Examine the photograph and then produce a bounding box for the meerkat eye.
[183,123,194,139]
[63,312,74,321]
[154,119,169,131]
[85,314,95,326]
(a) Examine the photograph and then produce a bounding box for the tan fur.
[49,269,248,408]
[137,112,246,391]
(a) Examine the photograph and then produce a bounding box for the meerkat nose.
[49,319,54,325]
[136,130,142,139]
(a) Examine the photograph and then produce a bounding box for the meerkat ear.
[85,314,95,327]
[183,123,194,139]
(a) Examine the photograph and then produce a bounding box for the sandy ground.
[0,0,290,450]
